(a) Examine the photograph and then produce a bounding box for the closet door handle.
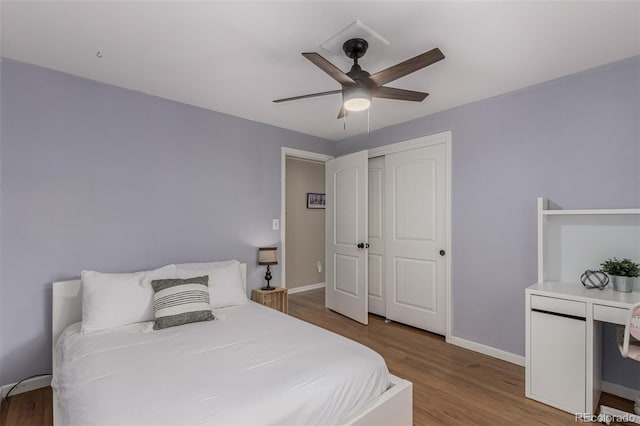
[357,243,369,249]
[439,250,446,256]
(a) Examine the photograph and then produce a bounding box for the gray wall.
[336,56,640,389]
[0,59,333,384]
[285,157,325,288]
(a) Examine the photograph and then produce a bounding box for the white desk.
[525,282,640,415]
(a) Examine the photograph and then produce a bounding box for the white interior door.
[325,150,369,325]
[385,143,448,334]
[368,157,385,317]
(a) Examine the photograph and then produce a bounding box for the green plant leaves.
[600,257,640,277]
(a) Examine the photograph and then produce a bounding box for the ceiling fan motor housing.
[346,64,371,82]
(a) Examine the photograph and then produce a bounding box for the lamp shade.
[343,86,371,112]
[258,247,278,265]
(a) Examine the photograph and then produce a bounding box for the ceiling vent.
[320,20,389,64]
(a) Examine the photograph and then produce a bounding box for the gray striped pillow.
[151,275,214,330]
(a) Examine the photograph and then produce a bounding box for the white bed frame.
[52,264,412,425]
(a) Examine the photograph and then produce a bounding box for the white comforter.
[53,302,389,426]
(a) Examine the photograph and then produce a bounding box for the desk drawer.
[593,304,628,325]
[531,295,586,318]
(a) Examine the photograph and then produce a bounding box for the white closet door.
[325,150,369,325]
[385,143,448,334]
[368,157,385,317]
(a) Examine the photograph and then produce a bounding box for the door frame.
[368,131,452,341]
[280,147,334,289]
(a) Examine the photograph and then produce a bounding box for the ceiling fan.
[273,38,445,119]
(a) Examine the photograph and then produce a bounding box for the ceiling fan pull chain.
[367,107,370,134]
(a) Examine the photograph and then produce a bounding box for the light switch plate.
[272,219,280,230]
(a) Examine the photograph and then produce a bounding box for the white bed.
[52,264,412,425]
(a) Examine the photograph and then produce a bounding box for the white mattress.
[52,302,389,425]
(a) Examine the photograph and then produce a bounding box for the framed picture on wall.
[307,193,325,209]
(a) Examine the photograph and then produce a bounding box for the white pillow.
[176,262,247,308]
[175,259,237,270]
[81,264,177,333]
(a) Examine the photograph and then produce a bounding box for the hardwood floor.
[0,288,635,425]
[288,289,635,425]
[0,387,51,426]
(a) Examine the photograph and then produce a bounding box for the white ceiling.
[2,1,639,141]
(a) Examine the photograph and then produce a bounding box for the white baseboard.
[447,335,526,367]
[1,375,52,403]
[287,282,326,294]
[446,337,638,401]
[602,381,640,401]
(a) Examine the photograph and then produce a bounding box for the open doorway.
[280,148,333,294]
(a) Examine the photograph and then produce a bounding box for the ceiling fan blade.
[373,86,428,102]
[337,105,347,119]
[302,52,356,86]
[273,89,342,103]
[368,48,445,87]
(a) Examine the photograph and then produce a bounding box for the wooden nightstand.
[251,287,288,314]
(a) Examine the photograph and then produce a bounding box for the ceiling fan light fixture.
[343,86,371,112]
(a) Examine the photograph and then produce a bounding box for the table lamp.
[258,247,278,291]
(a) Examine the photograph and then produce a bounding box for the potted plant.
[600,257,640,292]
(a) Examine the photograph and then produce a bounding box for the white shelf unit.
[537,197,640,290]
[527,198,640,415]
